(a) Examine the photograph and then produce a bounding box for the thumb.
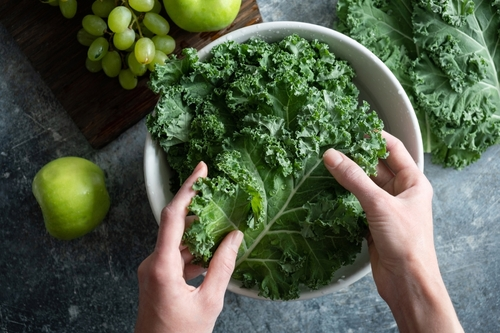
[201,230,243,296]
[323,148,384,208]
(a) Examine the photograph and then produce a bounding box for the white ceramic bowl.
[144,21,424,300]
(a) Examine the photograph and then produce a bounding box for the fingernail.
[229,230,244,252]
[323,149,344,169]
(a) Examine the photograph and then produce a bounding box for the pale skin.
[135,132,464,333]
[134,161,243,333]
[323,132,463,333]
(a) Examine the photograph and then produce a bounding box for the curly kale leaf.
[412,0,500,167]
[337,0,500,169]
[147,34,387,300]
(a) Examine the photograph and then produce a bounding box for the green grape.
[86,58,103,73]
[134,37,155,64]
[119,69,138,90]
[113,28,136,51]
[152,35,175,55]
[142,13,170,36]
[88,37,109,61]
[77,28,98,46]
[128,0,154,12]
[59,0,77,18]
[102,51,122,77]
[108,6,132,33]
[127,52,147,76]
[92,0,115,18]
[150,0,162,14]
[147,50,167,71]
[82,15,107,36]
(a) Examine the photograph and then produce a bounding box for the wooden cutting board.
[0,0,262,148]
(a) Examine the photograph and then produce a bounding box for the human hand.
[325,131,434,293]
[323,132,463,333]
[134,161,243,333]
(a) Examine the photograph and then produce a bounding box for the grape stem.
[122,0,143,38]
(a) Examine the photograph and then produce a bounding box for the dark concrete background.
[1,1,499,332]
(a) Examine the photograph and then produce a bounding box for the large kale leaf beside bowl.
[146,35,387,300]
[336,0,500,169]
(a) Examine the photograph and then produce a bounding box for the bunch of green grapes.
[77,0,176,90]
[43,0,78,19]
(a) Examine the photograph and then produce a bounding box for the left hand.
[134,161,243,333]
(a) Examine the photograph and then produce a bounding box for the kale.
[336,0,500,169]
[147,34,387,300]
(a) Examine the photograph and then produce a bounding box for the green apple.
[32,157,110,240]
[163,0,241,32]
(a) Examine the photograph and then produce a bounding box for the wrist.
[380,261,463,333]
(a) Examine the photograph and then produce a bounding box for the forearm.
[381,264,464,333]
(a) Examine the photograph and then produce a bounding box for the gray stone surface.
[1,1,499,332]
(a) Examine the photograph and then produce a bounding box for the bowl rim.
[144,21,424,301]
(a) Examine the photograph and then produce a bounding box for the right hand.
[323,131,463,333]
[324,131,434,293]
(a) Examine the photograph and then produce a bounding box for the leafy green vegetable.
[336,0,500,169]
[147,34,387,300]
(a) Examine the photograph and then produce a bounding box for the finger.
[181,247,195,263]
[184,263,207,281]
[382,131,419,174]
[180,247,207,280]
[155,161,208,254]
[323,148,387,208]
[200,230,243,296]
[371,159,394,189]
[185,215,198,228]
[179,215,199,251]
